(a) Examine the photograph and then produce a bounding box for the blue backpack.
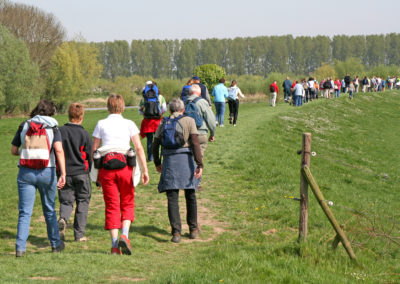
[161,115,185,149]
[184,97,203,128]
[143,84,161,118]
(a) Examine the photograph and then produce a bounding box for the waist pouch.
[102,152,127,170]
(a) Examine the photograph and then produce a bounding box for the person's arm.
[201,102,216,138]
[237,88,245,98]
[11,145,19,156]
[189,133,203,179]
[131,134,149,186]
[152,137,162,173]
[86,133,93,171]
[53,141,66,189]
[92,137,101,158]
[205,88,212,106]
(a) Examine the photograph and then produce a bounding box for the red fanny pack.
[102,152,127,170]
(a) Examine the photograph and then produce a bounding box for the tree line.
[96,34,400,80]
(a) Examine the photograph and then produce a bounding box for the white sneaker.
[220,124,224,127]
[233,124,237,126]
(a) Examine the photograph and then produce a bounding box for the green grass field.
[0,91,399,283]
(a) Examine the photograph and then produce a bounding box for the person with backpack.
[184,84,216,156]
[180,78,194,102]
[344,74,351,93]
[152,99,203,243]
[11,99,66,257]
[93,94,149,255]
[362,76,368,93]
[334,78,341,98]
[282,76,292,103]
[227,80,245,126]
[212,78,229,127]
[58,103,92,242]
[192,76,212,106]
[269,80,279,107]
[139,81,167,161]
[323,78,332,99]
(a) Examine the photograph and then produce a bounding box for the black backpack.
[143,84,161,119]
[323,80,331,89]
[270,85,276,92]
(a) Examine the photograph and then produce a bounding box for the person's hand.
[194,167,203,179]
[156,164,162,173]
[142,171,149,186]
[208,136,215,142]
[57,175,66,189]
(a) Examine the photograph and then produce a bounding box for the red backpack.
[20,121,51,169]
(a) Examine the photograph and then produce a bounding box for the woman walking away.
[11,99,66,257]
[92,94,149,255]
[212,78,229,127]
[227,80,245,126]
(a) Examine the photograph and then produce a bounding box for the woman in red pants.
[92,94,149,255]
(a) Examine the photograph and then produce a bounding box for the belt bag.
[102,152,127,170]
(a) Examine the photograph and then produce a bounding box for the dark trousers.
[284,89,291,101]
[58,174,92,239]
[146,133,154,161]
[166,189,197,235]
[228,99,240,124]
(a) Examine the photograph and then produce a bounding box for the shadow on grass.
[133,225,170,243]
[0,229,49,249]
[85,224,170,243]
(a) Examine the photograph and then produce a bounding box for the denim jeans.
[146,132,154,161]
[335,89,340,98]
[16,167,60,252]
[214,102,225,125]
[294,95,303,106]
[284,89,291,101]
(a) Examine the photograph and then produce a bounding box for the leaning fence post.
[298,133,311,242]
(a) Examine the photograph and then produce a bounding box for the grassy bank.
[0,91,399,283]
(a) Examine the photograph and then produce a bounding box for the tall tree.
[0,0,65,72]
[46,41,102,109]
[0,24,39,113]
[365,35,385,67]
[131,40,153,77]
[176,39,199,79]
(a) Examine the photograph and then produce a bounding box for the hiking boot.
[15,251,25,257]
[58,218,66,241]
[171,233,181,243]
[111,247,122,255]
[52,240,65,253]
[118,235,132,255]
[189,229,200,240]
[75,236,88,242]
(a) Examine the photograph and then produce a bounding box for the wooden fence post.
[302,166,357,261]
[298,133,311,242]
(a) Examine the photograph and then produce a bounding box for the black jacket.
[59,123,92,176]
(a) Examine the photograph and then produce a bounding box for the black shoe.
[15,251,25,257]
[52,240,65,253]
[58,218,66,241]
[229,117,233,124]
[189,229,200,239]
[171,233,181,243]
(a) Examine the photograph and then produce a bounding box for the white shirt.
[92,114,139,148]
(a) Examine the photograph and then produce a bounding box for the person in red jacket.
[269,80,279,107]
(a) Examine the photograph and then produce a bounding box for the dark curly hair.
[30,99,56,118]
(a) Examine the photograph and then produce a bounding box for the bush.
[0,24,39,115]
[193,64,226,91]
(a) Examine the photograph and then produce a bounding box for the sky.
[11,0,400,42]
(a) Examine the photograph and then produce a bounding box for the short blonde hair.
[107,94,125,114]
[68,103,84,122]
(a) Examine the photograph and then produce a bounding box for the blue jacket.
[283,79,292,90]
[211,83,228,103]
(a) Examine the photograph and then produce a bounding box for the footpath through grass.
[0,91,399,283]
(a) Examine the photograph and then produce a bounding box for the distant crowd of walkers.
[279,75,400,106]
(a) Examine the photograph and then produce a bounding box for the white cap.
[145,81,153,85]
